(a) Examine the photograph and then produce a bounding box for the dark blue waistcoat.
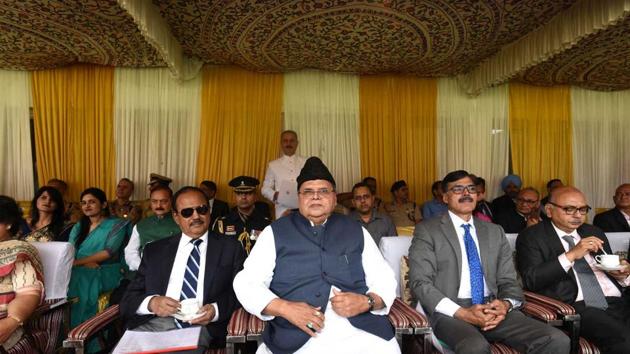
[263,212,394,354]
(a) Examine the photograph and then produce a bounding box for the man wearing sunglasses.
[121,186,245,353]
[409,170,568,353]
[234,157,399,353]
[517,186,630,353]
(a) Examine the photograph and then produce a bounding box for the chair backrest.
[379,236,413,297]
[505,233,518,251]
[32,241,75,300]
[605,232,630,255]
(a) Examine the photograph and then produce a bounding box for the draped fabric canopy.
[0,71,33,200]
[114,68,201,200]
[283,70,361,193]
[31,65,116,200]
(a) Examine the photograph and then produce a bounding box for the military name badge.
[226,225,236,235]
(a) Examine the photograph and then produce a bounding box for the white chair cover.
[32,241,75,300]
[378,236,412,298]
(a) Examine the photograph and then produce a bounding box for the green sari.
[68,217,127,328]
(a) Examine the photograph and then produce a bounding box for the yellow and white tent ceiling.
[1,0,628,92]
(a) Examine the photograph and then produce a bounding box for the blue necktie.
[462,224,484,305]
[176,238,203,328]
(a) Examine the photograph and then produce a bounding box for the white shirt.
[261,154,306,219]
[233,222,399,354]
[136,232,219,322]
[553,222,627,301]
[124,224,142,271]
[435,211,491,316]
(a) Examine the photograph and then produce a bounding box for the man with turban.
[491,174,522,216]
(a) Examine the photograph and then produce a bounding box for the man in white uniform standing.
[234,157,399,354]
[262,130,307,219]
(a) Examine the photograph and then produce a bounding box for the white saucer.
[595,263,625,271]
[173,311,205,322]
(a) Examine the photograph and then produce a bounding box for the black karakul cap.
[229,176,260,192]
[390,180,407,193]
[297,157,336,190]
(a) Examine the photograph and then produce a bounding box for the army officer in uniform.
[213,176,271,255]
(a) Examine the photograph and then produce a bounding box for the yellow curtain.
[196,66,283,203]
[31,65,116,200]
[509,83,573,193]
[359,75,437,204]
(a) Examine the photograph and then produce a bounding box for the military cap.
[148,173,172,186]
[229,176,260,193]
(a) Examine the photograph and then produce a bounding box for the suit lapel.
[543,221,578,283]
[203,234,221,302]
[440,214,462,283]
[474,219,491,276]
[613,209,630,231]
[158,234,181,294]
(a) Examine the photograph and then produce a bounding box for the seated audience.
[494,187,541,233]
[47,178,81,223]
[199,180,229,222]
[0,196,44,350]
[349,182,397,245]
[21,186,73,242]
[421,180,448,220]
[517,186,630,353]
[363,176,384,211]
[121,187,245,352]
[109,178,142,224]
[143,173,173,217]
[68,188,128,328]
[491,174,522,216]
[473,176,493,222]
[234,157,399,353]
[409,170,569,353]
[593,183,630,232]
[540,179,564,220]
[384,180,421,227]
[125,186,180,272]
[213,176,271,255]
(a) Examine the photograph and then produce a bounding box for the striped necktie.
[176,238,203,328]
[462,224,484,305]
[562,235,608,310]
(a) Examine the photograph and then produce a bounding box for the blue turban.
[501,174,522,191]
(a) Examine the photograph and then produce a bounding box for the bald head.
[546,186,589,233]
[614,184,630,211]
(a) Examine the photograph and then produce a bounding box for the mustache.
[155,208,165,211]
[458,196,474,203]
[190,219,204,226]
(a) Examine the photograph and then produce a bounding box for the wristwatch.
[502,299,514,313]
[367,294,375,311]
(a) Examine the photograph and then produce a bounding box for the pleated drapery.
[509,83,573,194]
[359,75,437,204]
[31,65,116,200]
[196,66,283,203]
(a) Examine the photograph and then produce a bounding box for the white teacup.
[179,298,200,315]
[595,254,620,268]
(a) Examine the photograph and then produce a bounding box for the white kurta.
[233,223,400,354]
[261,154,307,219]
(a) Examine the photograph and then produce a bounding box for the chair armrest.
[523,291,576,317]
[226,308,249,343]
[520,301,557,322]
[387,300,412,335]
[246,313,266,342]
[63,304,120,349]
[391,298,430,334]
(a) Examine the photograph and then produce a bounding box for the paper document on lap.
[113,326,200,354]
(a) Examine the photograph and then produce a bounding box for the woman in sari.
[20,186,73,242]
[68,188,127,328]
[0,196,44,351]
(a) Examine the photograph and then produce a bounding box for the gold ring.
[589,241,593,245]
[314,311,320,317]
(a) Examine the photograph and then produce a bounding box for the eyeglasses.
[548,202,591,215]
[448,185,477,195]
[615,192,630,198]
[300,188,333,199]
[517,198,539,205]
[177,205,209,218]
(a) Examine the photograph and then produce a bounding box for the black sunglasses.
[177,205,209,218]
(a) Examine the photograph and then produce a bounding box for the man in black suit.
[516,186,630,353]
[200,180,230,222]
[494,187,541,234]
[490,174,522,216]
[593,183,630,233]
[121,187,245,352]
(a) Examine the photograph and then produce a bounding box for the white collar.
[447,210,475,229]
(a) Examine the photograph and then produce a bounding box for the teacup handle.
[595,255,603,263]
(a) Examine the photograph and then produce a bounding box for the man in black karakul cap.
[233,156,400,354]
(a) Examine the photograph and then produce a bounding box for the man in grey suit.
[408,170,568,354]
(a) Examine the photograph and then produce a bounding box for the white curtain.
[283,70,361,192]
[0,71,34,200]
[437,78,509,199]
[114,68,201,200]
[571,87,630,209]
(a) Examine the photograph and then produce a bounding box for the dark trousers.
[573,296,630,354]
[431,310,569,354]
